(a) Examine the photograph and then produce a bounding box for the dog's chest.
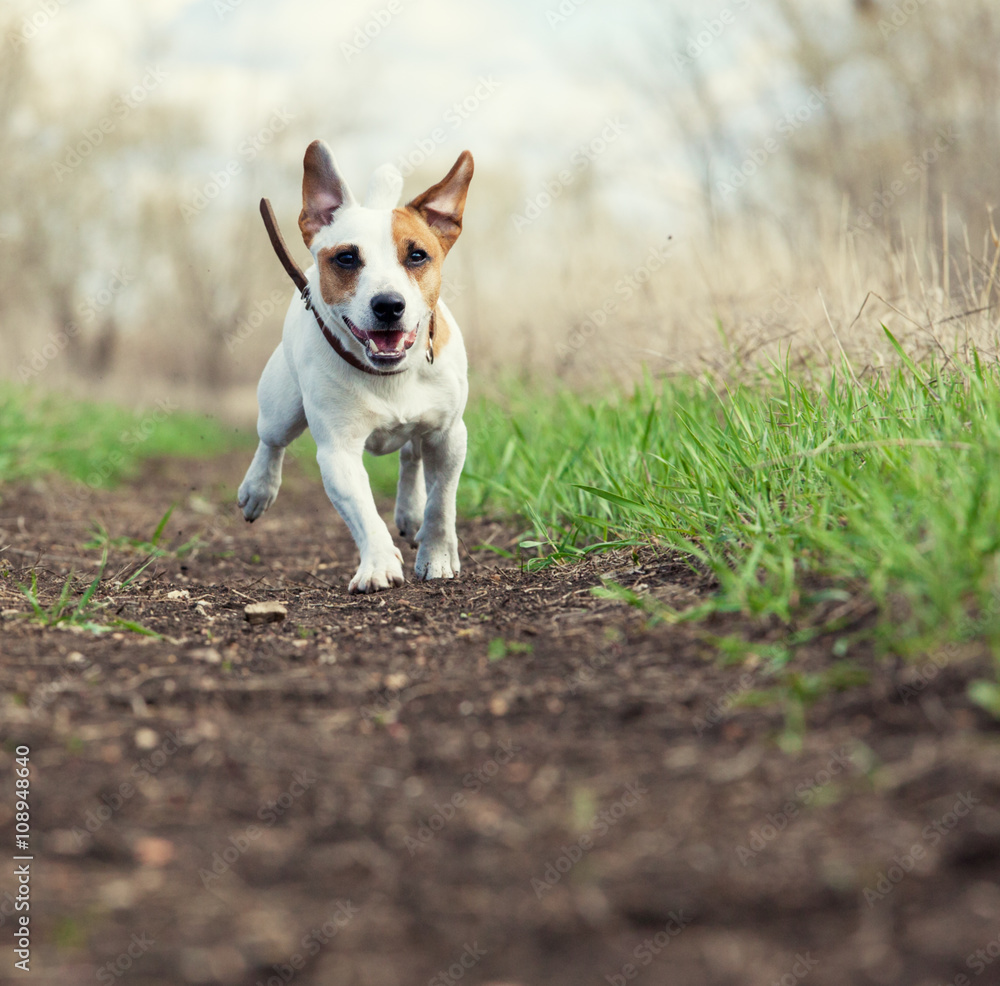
[364,421,416,456]
[360,384,455,456]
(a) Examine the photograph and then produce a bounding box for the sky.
[12,0,857,242]
[15,0,712,229]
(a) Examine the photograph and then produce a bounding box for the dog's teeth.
[367,339,377,354]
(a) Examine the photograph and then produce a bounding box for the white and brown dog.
[238,140,473,593]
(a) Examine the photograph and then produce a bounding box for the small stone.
[99,879,136,909]
[403,776,425,798]
[134,728,159,750]
[188,647,222,664]
[134,836,175,868]
[195,719,221,740]
[166,589,190,601]
[48,829,87,855]
[244,601,287,625]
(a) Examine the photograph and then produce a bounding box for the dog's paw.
[349,546,405,594]
[414,537,460,581]
[394,490,426,549]
[395,510,423,549]
[237,476,280,522]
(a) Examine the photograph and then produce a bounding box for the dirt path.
[1,454,999,986]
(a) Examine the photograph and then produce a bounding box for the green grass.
[17,549,161,637]
[281,351,1000,684]
[84,505,202,558]
[459,347,1000,672]
[8,355,1000,707]
[0,384,241,488]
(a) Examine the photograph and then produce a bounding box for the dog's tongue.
[370,330,405,354]
[366,327,420,355]
[344,317,420,356]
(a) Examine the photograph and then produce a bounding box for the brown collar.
[259,198,434,374]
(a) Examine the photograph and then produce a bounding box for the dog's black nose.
[370,292,406,323]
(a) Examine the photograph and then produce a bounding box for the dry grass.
[2,0,999,412]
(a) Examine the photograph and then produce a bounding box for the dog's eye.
[333,250,359,269]
[407,249,429,266]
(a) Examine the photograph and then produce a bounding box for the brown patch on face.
[392,208,444,312]
[392,209,455,359]
[316,245,362,306]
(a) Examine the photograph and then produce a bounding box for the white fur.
[365,163,404,209]
[238,159,469,594]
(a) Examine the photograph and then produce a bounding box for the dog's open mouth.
[344,316,418,365]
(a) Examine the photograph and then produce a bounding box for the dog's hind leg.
[238,345,306,522]
[414,419,466,581]
[394,437,425,548]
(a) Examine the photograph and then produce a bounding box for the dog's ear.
[299,140,356,245]
[406,151,474,254]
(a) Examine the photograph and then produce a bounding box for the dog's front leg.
[316,442,404,594]
[415,419,467,581]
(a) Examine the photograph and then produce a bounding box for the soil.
[1,453,1000,986]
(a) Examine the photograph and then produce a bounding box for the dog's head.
[297,140,473,372]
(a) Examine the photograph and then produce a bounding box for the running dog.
[238,140,473,593]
